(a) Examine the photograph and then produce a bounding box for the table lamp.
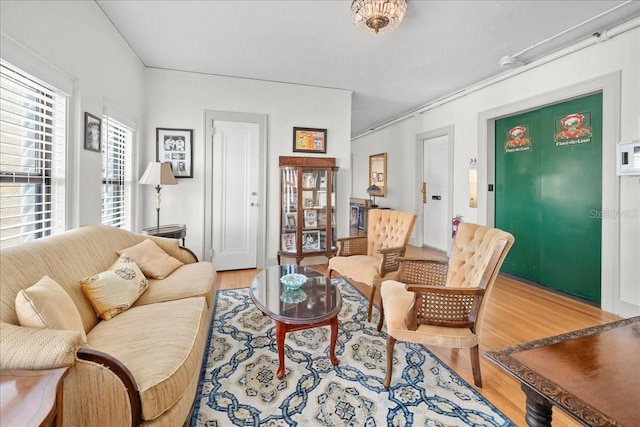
[139,162,177,229]
[367,184,382,208]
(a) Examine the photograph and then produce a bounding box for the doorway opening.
[414,125,454,255]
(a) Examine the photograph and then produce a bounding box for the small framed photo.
[285,213,297,230]
[156,128,193,178]
[281,233,296,252]
[302,230,320,251]
[351,206,359,227]
[302,190,314,208]
[302,172,316,188]
[304,209,317,228]
[84,112,101,152]
[317,210,327,227]
[293,127,327,154]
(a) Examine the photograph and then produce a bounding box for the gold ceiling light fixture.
[351,0,408,35]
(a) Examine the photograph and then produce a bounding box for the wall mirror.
[369,152,387,197]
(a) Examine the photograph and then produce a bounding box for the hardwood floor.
[214,245,621,426]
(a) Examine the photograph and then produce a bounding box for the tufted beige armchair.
[328,209,416,322]
[377,222,514,388]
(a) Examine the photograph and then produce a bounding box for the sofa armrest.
[78,348,141,426]
[0,323,83,370]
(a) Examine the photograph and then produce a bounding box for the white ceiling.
[96,0,640,137]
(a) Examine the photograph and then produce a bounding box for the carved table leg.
[275,321,286,379]
[522,384,553,427]
[329,316,339,366]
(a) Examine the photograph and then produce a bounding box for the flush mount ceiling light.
[352,0,408,35]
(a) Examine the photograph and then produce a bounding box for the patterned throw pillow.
[15,275,88,342]
[80,253,149,320]
[117,239,184,279]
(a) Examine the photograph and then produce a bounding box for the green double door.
[495,93,602,303]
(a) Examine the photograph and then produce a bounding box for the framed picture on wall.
[293,127,327,153]
[156,128,193,178]
[84,112,101,152]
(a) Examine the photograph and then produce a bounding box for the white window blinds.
[0,61,67,249]
[101,115,132,229]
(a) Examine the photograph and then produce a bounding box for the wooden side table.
[142,224,187,245]
[0,367,69,427]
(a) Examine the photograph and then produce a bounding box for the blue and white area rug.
[191,277,514,426]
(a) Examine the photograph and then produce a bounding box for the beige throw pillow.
[15,275,87,342]
[117,239,183,279]
[80,253,149,320]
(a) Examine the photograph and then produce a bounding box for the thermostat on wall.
[616,140,640,176]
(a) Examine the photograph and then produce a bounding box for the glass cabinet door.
[281,167,297,253]
[278,156,338,265]
[301,168,325,253]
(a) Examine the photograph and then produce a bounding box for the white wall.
[351,118,422,214]
[1,1,352,267]
[144,69,352,263]
[352,27,640,317]
[0,0,146,228]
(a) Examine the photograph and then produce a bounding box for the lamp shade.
[367,184,381,195]
[139,162,177,186]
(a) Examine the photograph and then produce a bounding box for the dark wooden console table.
[142,224,186,245]
[486,316,639,426]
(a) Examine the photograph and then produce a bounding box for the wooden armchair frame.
[328,210,416,322]
[378,224,514,389]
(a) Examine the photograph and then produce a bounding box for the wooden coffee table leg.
[275,321,286,379]
[329,316,339,366]
[522,384,553,427]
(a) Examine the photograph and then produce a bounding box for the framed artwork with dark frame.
[293,127,327,153]
[84,112,101,152]
[302,230,321,251]
[156,128,193,178]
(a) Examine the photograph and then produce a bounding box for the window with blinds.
[0,61,67,249]
[101,116,132,229]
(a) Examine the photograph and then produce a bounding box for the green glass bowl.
[280,273,307,290]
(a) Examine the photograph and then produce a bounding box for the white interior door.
[204,115,260,270]
[423,135,449,252]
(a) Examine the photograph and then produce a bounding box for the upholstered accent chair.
[328,209,416,322]
[378,222,514,388]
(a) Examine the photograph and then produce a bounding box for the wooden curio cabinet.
[278,156,338,265]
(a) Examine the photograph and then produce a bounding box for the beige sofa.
[0,225,216,426]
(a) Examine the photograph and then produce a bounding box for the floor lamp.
[139,162,177,229]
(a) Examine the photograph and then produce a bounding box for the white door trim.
[203,110,268,269]
[414,125,455,252]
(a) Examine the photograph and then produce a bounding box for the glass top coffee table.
[249,265,342,379]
